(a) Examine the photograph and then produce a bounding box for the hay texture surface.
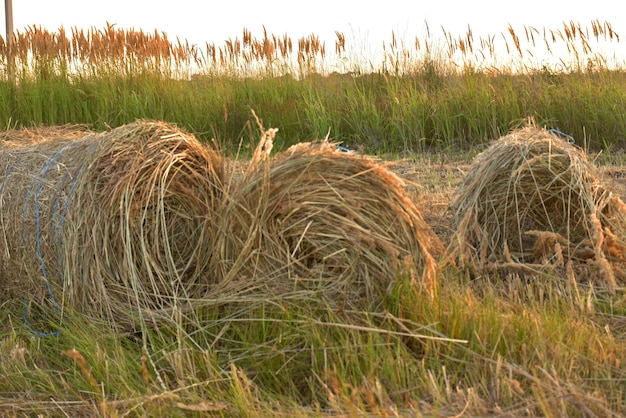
[0,123,93,146]
[0,120,223,329]
[451,125,626,289]
[213,140,442,310]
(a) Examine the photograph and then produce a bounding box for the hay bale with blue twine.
[0,120,224,332]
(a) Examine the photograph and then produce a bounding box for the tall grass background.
[0,21,625,416]
[0,20,625,154]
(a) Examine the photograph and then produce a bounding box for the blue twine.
[23,147,68,245]
[35,153,67,311]
[0,155,61,336]
[22,299,62,337]
[51,172,69,247]
[21,141,80,336]
[548,129,575,144]
[335,145,351,152]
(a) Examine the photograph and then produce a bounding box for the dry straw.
[212,131,443,311]
[0,120,224,330]
[0,123,93,145]
[450,123,626,290]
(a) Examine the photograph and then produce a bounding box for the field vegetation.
[0,20,625,154]
[0,21,625,416]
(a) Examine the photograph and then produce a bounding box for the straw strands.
[0,120,224,330]
[450,124,626,289]
[0,123,93,145]
[212,137,443,311]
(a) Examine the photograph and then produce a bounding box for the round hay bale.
[212,141,443,310]
[450,125,626,289]
[0,120,224,330]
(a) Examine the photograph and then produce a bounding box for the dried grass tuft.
[450,123,626,290]
[0,120,224,330]
[212,139,444,311]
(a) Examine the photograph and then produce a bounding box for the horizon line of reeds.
[0,19,622,79]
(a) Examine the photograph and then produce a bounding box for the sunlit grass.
[0,21,626,416]
[1,19,622,78]
[2,269,624,416]
[0,21,625,154]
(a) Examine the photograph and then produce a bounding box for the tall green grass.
[3,69,626,154]
[0,21,625,154]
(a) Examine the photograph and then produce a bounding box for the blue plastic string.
[21,141,80,336]
[548,128,575,144]
[51,172,69,240]
[0,155,60,335]
[23,147,67,245]
[22,299,62,337]
[35,151,67,311]
[52,172,70,265]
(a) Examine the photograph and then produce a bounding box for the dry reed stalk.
[450,123,626,290]
[0,120,224,330]
[212,139,443,311]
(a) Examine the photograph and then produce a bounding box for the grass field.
[0,136,623,417]
[0,22,626,417]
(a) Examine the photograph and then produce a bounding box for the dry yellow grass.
[0,19,619,77]
[0,123,93,145]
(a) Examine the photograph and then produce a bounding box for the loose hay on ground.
[0,123,93,146]
[450,124,626,290]
[0,120,224,330]
[212,139,444,311]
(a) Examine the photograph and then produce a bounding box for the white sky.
[2,0,623,45]
[2,0,625,69]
